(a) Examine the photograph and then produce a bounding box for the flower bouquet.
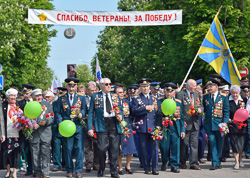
[188,104,204,116]
[218,123,229,137]
[149,128,163,141]
[70,100,86,128]
[233,120,247,130]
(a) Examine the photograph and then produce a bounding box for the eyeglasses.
[118,92,123,94]
[104,83,112,86]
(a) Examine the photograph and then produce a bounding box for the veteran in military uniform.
[52,87,67,171]
[56,78,87,178]
[150,82,163,99]
[131,78,161,175]
[203,77,229,170]
[159,83,185,173]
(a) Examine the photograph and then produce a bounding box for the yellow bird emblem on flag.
[38,12,47,21]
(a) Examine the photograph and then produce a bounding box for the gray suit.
[29,101,54,176]
[176,90,204,167]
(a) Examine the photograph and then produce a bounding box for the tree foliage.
[77,64,95,86]
[0,0,57,91]
[92,0,250,86]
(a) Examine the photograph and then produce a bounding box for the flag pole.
[178,5,223,90]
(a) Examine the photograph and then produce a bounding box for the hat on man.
[45,91,55,97]
[221,85,229,91]
[151,82,161,89]
[207,77,221,86]
[240,85,250,92]
[57,87,67,93]
[137,78,152,85]
[128,84,139,93]
[196,79,202,87]
[111,85,117,92]
[22,84,36,92]
[210,74,222,82]
[31,89,42,96]
[5,88,18,97]
[65,78,79,85]
[161,82,177,92]
[241,75,249,82]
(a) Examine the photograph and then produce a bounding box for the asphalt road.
[0,153,250,178]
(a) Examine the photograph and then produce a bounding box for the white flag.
[51,78,58,93]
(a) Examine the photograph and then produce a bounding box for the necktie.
[106,94,112,114]
[190,93,193,99]
[212,94,215,103]
[70,95,73,101]
[147,96,149,104]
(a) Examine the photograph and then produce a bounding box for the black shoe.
[152,170,159,175]
[118,170,124,175]
[33,174,36,177]
[216,165,222,169]
[171,167,180,173]
[125,167,133,174]
[25,172,33,176]
[111,174,120,178]
[97,170,104,177]
[140,165,144,168]
[207,157,211,161]
[210,166,216,170]
[245,155,250,159]
[86,167,91,172]
[220,158,226,162]
[144,170,151,174]
[161,165,167,171]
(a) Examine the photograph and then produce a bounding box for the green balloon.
[161,99,177,116]
[59,120,76,137]
[24,101,42,119]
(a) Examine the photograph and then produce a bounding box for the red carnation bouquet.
[188,104,204,116]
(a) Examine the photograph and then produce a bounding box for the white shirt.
[229,95,243,105]
[211,91,219,102]
[68,93,75,106]
[102,92,115,117]
[246,98,250,117]
[7,104,19,138]
[143,94,150,99]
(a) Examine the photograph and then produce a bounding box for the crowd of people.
[0,74,249,178]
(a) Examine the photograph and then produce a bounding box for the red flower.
[18,118,21,122]
[113,106,116,109]
[158,136,162,140]
[21,120,25,124]
[125,128,129,131]
[128,133,131,136]
[244,124,247,127]
[240,122,244,127]
[132,131,136,135]
[234,121,237,124]
[45,114,50,118]
[123,139,127,142]
[124,133,127,135]
[25,120,28,124]
[148,128,152,132]
[50,113,54,116]
[238,126,242,130]
[94,133,97,139]
[72,105,76,109]
[25,125,29,129]
[169,121,173,126]
[219,128,223,132]
[8,145,11,149]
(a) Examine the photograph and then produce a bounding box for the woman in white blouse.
[0,88,24,178]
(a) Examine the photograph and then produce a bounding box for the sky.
[47,0,119,82]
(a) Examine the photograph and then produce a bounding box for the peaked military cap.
[161,82,177,91]
[137,78,152,85]
[196,79,202,87]
[128,84,139,93]
[150,82,161,89]
[240,85,250,92]
[241,75,249,82]
[22,84,36,92]
[207,77,221,86]
[65,78,79,85]
[111,85,117,92]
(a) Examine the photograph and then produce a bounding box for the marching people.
[116,86,137,175]
[87,78,123,178]
[176,79,203,170]
[56,78,86,178]
[52,87,67,171]
[0,88,24,178]
[29,89,54,178]
[131,78,161,175]
[228,85,248,169]
[84,82,99,172]
[203,77,229,170]
[159,82,185,173]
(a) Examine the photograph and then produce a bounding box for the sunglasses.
[104,83,112,86]
[118,92,123,94]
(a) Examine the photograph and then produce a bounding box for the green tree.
[92,0,250,86]
[77,64,95,86]
[0,0,57,91]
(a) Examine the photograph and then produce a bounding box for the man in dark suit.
[131,78,162,175]
[56,78,87,178]
[88,78,122,178]
[176,79,204,170]
[203,77,229,170]
[19,84,36,176]
[29,89,54,178]
[84,82,98,172]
